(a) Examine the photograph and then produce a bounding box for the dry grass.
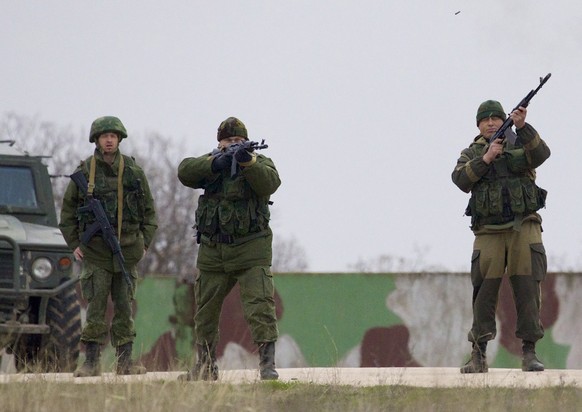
[1,380,582,412]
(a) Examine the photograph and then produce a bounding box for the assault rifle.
[212,139,269,177]
[70,171,132,288]
[489,73,551,144]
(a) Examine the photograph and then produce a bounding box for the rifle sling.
[117,155,124,240]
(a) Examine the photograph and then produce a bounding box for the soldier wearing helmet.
[89,116,128,143]
[59,116,157,377]
[452,101,550,374]
[177,116,281,381]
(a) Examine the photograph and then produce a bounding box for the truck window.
[0,166,38,208]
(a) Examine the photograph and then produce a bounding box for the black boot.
[259,342,279,380]
[522,340,544,372]
[179,343,218,381]
[460,342,488,374]
[116,342,146,375]
[74,342,101,377]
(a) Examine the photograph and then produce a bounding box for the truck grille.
[0,250,17,317]
[0,249,14,289]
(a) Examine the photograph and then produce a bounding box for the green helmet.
[89,116,128,143]
[476,100,506,126]
[216,117,248,141]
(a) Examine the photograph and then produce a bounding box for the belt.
[201,230,268,245]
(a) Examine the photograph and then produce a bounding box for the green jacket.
[59,149,157,271]
[452,123,550,230]
[178,151,281,272]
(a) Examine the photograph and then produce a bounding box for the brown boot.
[460,342,488,374]
[259,342,279,380]
[522,341,544,372]
[116,342,146,375]
[74,342,101,377]
[179,343,218,381]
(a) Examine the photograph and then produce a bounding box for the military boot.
[116,342,146,375]
[460,342,488,373]
[522,340,544,372]
[179,344,218,381]
[259,342,279,380]
[73,342,101,377]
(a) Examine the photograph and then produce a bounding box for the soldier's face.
[478,116,504,139]
[218,136,246,149]
[97,133,120,154]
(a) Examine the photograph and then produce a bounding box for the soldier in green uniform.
[177,117,281,381]
[452,101,550,373]
[59,116,157,377]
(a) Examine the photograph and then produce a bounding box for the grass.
[1,380,582,412]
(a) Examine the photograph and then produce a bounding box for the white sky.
[2,1,581,272]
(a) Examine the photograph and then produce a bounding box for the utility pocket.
[120,230,139,247]
[487,181,503,217]
[218,200,235,234]
[260,266,275,298]
[128,266,138,300]
[530,243,547,281]
[125,191,139,219]
[195,196,218,234]
[256,202,271,229]
[470,250,483,286]
[223,174,247,200]
[474,185,489,217]
[522,180,539,213]
[233,200,251,235]
[100,191,118,222]
[507,178,525,214]
[80,269,95,302]
[124,190,141,223]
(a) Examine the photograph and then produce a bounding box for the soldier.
[59,116,157,377]
[177,117,281,381]
[452,101,550,373]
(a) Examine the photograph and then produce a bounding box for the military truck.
[0,140,81,372]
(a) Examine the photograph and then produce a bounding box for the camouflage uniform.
[452,101,550,373]
[59,116,157,375]
[177,117,281,380]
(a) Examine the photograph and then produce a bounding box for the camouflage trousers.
[194,265,279,348]
[468,220,547,343]
[79,260,138,347]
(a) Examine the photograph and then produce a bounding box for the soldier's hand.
[510,106,527,129]
[483,138,504,164]
[211,151,233,172]
[234,144,254,163]
[73,247,84,261]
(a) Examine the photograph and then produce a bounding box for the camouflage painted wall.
[92,272,581,371]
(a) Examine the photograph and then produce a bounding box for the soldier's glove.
[234,143,255,164]
[211,150,233,173]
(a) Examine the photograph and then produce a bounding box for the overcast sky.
[2,1,581,272]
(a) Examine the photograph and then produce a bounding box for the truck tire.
[13,284,82,372]
[38,284,82,372]
[12,334,40,372]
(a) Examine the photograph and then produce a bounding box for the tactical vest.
[77,155,146,235]
[195,172,270,240]
[466,144,547,229]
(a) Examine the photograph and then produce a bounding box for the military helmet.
[216,117,248,141]
[476,100,506,126]
[89,116,128,143]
